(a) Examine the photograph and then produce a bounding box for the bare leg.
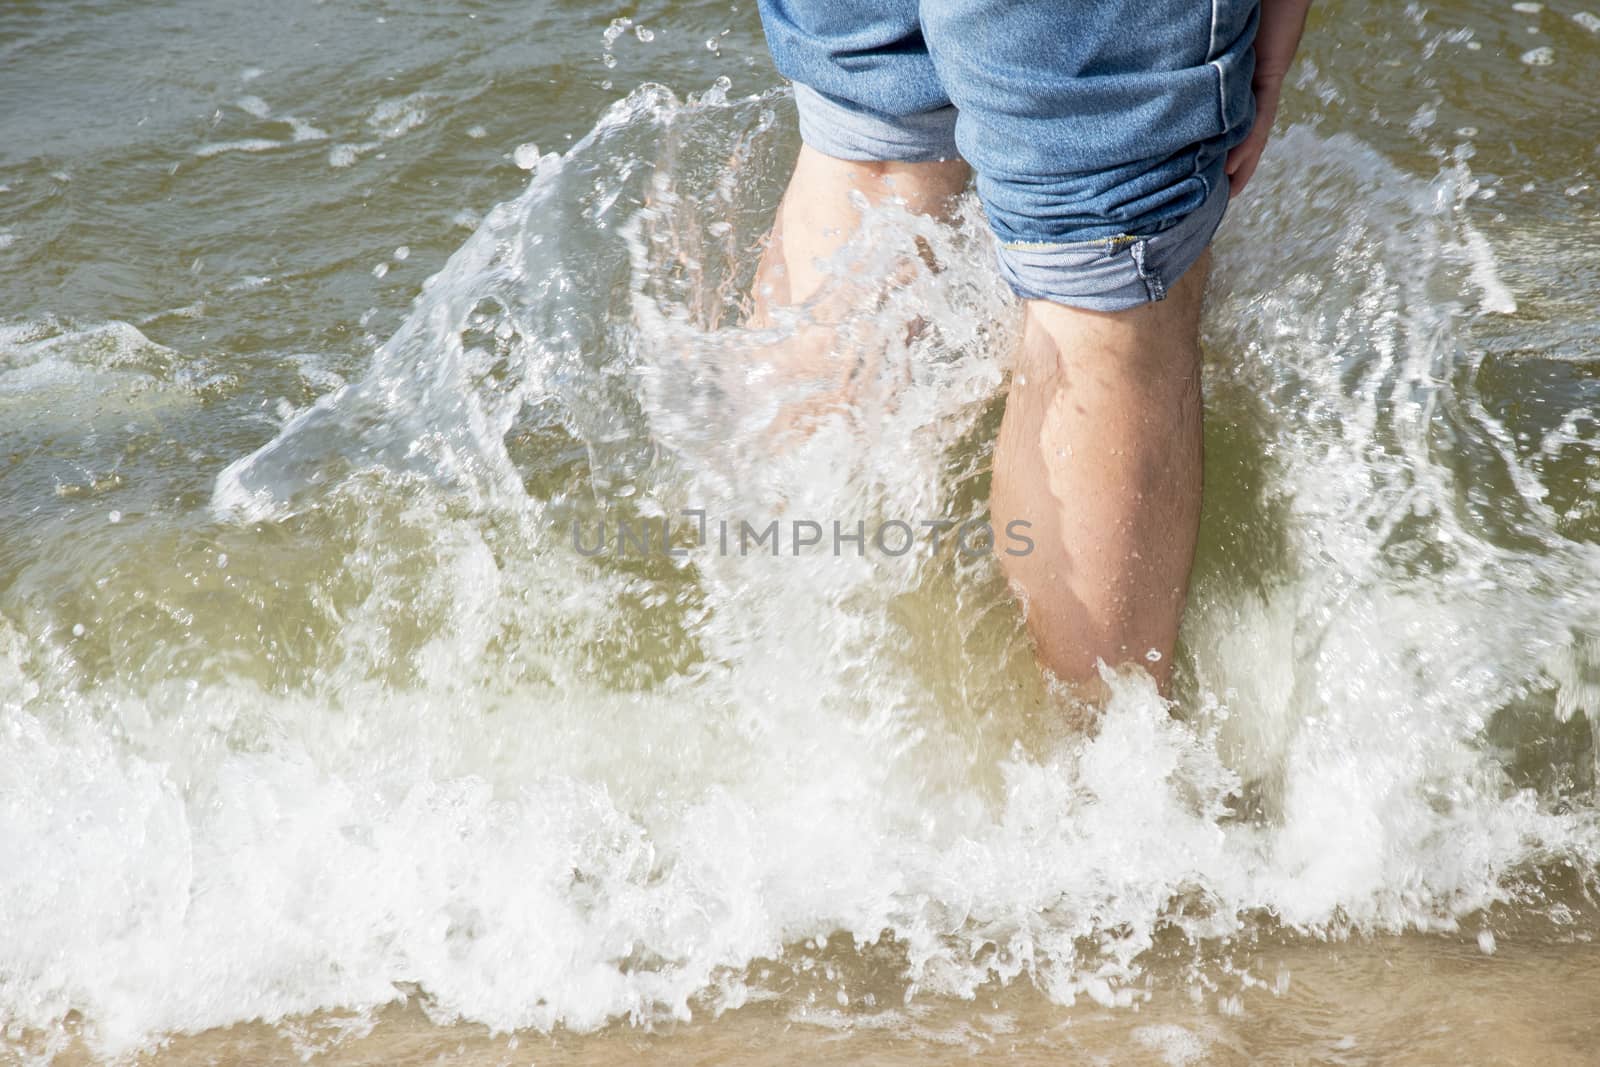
[739,145,971,441]
[753,144,1208,696]
[750,145,971,322]
[991,254,1209,694]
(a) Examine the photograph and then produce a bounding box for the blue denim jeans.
[758,0,1260,310]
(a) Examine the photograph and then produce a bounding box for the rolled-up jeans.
[756,0,1260,311]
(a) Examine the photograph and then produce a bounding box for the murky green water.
[4,1,1600,1063]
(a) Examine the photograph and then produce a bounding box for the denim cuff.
[792,74,1230,314]
[792,82,961,164]
[994,170,1229,312]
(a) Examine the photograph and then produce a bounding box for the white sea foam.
[193,138,287,158]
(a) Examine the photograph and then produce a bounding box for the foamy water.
[4,68,1600,1061]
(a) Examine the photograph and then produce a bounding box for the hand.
[1225,0,1313,198]
[1225,71,1285,197]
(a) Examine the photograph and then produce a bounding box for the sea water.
[3,1,1600,1063]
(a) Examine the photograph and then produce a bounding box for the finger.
[1229,153,1260,197]
[1227,129,1262,177]
[1226,140,1253,174]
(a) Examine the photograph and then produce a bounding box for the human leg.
[748,4,970,433]
[916,0,1257,689]
[754,0,1260,691]
[748,143,969,325]
[991,256,1209,693]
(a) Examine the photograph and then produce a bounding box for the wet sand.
[29,930,1600,1065]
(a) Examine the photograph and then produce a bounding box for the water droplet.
[513,143,541,170]
[108,510,122,524]
[1520,46,1555,64]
